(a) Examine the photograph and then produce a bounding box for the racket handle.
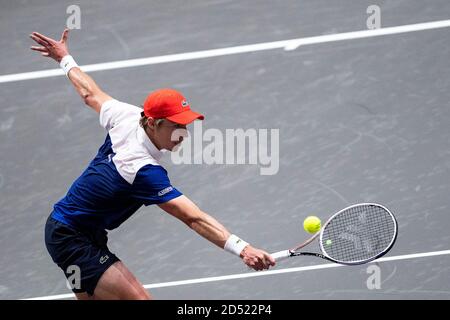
[271,250,291,262]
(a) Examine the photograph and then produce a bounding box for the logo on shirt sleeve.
[158,186,174,196]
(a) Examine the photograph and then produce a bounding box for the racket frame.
[274,203,398,265]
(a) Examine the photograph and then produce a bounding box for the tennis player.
[30,29,275,300]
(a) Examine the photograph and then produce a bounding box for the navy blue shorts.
[45,214,120,296]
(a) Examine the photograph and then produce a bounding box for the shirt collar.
[137,126,164,161]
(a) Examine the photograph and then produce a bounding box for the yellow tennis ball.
[303,216,321,233]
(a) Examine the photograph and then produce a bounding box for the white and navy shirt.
[51,99,182,231]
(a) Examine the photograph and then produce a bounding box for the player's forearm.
[188,211,231,249]
[29,31,111,112]
[67,67,105,110]
[159,196,242,251]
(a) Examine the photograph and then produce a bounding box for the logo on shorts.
[158,186,173,196]
[99,255,109,264]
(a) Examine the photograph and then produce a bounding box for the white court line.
[23,249,450,300]
[2,19,450,84]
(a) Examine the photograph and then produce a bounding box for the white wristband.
[60,55,78,76]
[224,234,249,257]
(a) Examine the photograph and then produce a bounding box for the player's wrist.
[239,244,251,258]
[60,55,78,76]
[224,234,249,257]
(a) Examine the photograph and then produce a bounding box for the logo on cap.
[181,100,188,108]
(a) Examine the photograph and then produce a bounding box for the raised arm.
[30,29,111,113]
[158,195,275,271]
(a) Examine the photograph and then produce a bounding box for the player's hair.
[139,111,164,129]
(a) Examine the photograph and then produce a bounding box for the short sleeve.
[132,164,182,205]
[99,99,143,131]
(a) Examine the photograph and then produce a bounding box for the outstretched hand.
[30,29,70,62]
[240,245,276,271]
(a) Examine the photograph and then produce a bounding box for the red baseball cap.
[143,88,204,125]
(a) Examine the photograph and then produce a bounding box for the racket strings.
[321,205,396,264]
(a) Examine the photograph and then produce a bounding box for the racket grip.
[271,250,291,262]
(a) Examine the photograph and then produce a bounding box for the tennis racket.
[271,203,398,265]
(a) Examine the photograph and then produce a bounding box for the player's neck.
[144,127,162,150]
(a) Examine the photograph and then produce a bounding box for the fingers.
[261,255,275,269]
[30,46,48,53]
[60,28,69,43]
[30,34,50,47]
[246,255,275,271]
[30,31,55,45]
[249,261,264,271]
[29,46,50,57]
[244,257,260,271]
[265,253,276,267]
[241,247,276,271]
